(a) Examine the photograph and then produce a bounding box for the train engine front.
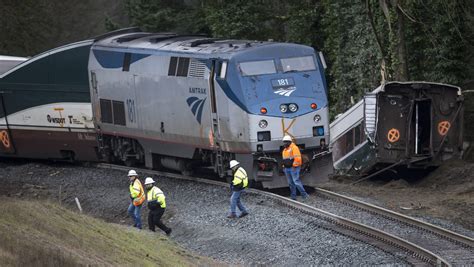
[219,43,331,188]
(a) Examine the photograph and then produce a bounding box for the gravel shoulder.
[0,160,409,265]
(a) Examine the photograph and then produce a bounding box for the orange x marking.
[438,121,450,136]
[387,128,400,143]
[0,130,11,148]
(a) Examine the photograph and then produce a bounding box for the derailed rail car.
[330,82,463,177]
[89,31,331,188]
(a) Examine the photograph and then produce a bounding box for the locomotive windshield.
[239,60,276,76]
[281,56,316,72]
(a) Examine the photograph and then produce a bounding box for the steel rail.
[315,187,474,249]
[96,163,450,266]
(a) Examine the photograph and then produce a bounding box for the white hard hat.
[282,135,292,142]
[229,160,240,168]
[128,170,138,177]
[144,177,155,185]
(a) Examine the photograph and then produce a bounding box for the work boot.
[239,212,249,218]
[227,213,237,218]
[300,195,309,203]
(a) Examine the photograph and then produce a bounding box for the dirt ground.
[319,159,474,231]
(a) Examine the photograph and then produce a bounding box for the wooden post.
[58,185,62,205]
[75,197,83,213]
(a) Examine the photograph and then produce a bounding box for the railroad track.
[311,188,474,265]
[96,163,453,266]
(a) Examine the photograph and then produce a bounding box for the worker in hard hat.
[144,177,172,235]
[127,170,145,229]
[282,135,309,200]
[227,160,249,218]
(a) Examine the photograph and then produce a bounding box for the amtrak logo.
[274,86,296,97]
[186,97,207,124]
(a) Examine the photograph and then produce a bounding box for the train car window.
[122,53,131,72]
[239,60,276,76]
[112,100,126,126]
[99,99,113,124]
[332,135,347,162]
[281,56,316,72]
[346,128,354,152]
[354,124,361,147]
[176,57,190,77]
[218,61,228,79]
[168,57,178,76]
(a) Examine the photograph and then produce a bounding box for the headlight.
[280,104,288,113]
[288,103,298,112]
[258,120,268,129]
[314,115,321,122]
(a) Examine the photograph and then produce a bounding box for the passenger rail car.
[0,41,98,161]
[89,31,331,188]
[330,82,463,177]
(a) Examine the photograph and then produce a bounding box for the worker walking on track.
[127,170,145,229]
[144,177,172,235]
[282,135,309,200]
[227,160,249,218]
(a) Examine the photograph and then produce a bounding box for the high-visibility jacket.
[147,186,166,209]
[282,142,302,167]
[129,178,145,206]
[232,167,249,191]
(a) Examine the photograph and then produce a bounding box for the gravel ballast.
[305,194,474,265]
[0,161,409,265]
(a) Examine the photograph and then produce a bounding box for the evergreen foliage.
[1,0,471,116]
[124,0,472,116]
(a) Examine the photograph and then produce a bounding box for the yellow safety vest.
[147,186,166,208]
[232,167,249,189]
[129,179,145,206]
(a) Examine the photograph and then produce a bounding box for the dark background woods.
[1,0,472,116]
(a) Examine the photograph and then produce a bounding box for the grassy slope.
[0,198,211,266]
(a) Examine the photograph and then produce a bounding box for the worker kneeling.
[227,160,249,218]
[144,177,172,235]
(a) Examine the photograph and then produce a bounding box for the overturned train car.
[330,82,463,176]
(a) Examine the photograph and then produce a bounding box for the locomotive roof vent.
[115,33,155,43]
[189,38,218,47]
[148,33,179,43]
[93,27,142,41]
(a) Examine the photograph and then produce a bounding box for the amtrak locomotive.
[89,30,331,188]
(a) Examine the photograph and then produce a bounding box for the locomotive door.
[208,59,225,176]
[377,94,411,161]
[0,92,16,154]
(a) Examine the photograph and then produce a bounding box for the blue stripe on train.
[92,49,150,69]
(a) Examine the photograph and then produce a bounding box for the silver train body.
[0,55,28,75]
[88,31,331,188]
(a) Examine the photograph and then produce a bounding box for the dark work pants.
[148,207,171,233]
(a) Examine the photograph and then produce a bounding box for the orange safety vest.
[129,178,145,206]
[282,142,302,167]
